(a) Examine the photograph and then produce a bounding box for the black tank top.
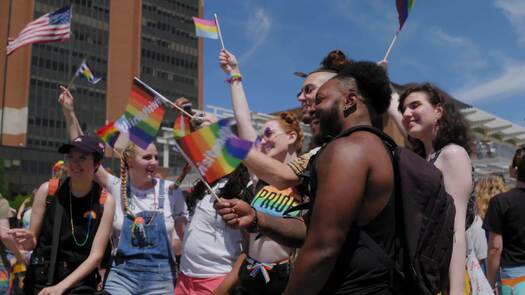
[306,154,396,295]
[33,177,104,266]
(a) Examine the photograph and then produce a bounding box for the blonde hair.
[475,174,507,219]
[275,112,304,153]
[120,144,136,217]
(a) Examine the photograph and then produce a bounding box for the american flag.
[6,6,71,56]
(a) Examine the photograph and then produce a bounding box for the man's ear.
[343,92,358,117]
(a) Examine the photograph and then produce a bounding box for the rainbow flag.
[115,78,166,149]
[96,121,120,148]
[176,118,253,183]
[193,17,219,39]
[75,59,101,84]
[396,0,416,31]
[173,113,192,138]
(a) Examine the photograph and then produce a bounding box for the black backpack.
[301,125,456,295]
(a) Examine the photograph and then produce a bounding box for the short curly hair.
[398,83,473,158]
[335,61,392,116]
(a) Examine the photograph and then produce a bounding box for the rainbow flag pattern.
[83,210,97,220]
[193,17,219,39]
[75,59,101,84]
[173,113,192,138]
[115,78,166,149]
[96,121,120,148]
[251,185,301,218]
[176,118,253,184]
[396,0,416,31]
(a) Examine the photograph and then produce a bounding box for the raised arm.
[39,194,116,294]
[59,86,83,140]
[58,86,112,188]
[219,50,257,142]
[436,145,472,295]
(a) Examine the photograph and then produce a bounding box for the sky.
[200,0,525,126]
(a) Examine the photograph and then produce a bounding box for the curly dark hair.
[398,83,473,158]
[336,61,392,116]
[512,147,525,182]
[186,165,252,215]
[294,50,352,78]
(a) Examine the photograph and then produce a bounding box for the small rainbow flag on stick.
[175,118,252,184]
[115,78,166,149]
[384,0,416,61]
[396,0,416,31]
[96,121,120,148]
[193,14,225,49]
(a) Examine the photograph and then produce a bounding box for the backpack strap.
[47,178,60,197]
[47,178,64,286]
[335,125,397,151]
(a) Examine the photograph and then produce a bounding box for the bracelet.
[246,206,259,233]
[226,73,242,84]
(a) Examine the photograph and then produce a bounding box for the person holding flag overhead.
[207,49,305,295]
[58,84,187,294]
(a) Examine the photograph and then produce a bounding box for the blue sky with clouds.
[201,0,525,125]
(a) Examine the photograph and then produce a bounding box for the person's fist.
[214,198,255,229]
[58,85,74,112]
[219,49,240,75]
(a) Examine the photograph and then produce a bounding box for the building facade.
[0,0,202,195]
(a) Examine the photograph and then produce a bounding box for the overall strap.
[158,179,165,210]
[47,179,64,286]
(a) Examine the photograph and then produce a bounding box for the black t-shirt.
[483,187,525,267]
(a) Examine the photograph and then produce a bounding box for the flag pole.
[173,141,222,202]
[134,78,194,118]
[383,31,399,61]
[66,72,78,90]
[214,13,225,50]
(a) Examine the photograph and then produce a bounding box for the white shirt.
[180,180,243,278]
[105,174,187,248]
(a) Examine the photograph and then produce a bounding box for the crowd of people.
[0,49,523,295]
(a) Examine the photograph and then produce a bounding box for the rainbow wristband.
[226,73,242,84]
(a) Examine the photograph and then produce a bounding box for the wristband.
[226,73,242,84]
[246,206,259,233]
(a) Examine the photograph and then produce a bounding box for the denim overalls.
[105,180,176,295]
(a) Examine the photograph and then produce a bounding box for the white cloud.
[453,63,525,103]
[239,8,271,63]
[495,0,525,47]
[334,0,396,34]
[428,27,487,72]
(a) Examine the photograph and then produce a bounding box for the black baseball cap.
[58,135,105,158]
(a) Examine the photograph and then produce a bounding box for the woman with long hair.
[58,86,186,294]
[398,83,473,295]
[10,135,115,295]
[475,174,507,220]
[205,50,305,295]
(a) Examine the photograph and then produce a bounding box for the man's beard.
[312,103,343,146]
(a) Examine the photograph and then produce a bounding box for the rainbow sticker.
[83,210,97,220]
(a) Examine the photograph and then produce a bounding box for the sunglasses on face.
[255,127,286,146]
[297,84,317,98]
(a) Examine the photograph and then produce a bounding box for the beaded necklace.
[69,183,94,247]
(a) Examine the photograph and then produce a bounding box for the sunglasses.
[297,84,317,98]
[255,127,287,146]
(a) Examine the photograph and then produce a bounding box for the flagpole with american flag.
[6,5,72,56]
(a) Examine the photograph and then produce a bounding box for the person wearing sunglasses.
[213,49,305,295]
[214,50,351,255]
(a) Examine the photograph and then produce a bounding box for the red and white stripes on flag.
[6,6,71,56]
